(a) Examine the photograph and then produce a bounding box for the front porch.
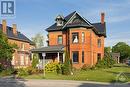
[31,45,65,69]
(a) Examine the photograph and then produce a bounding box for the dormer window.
[55,15,64,26]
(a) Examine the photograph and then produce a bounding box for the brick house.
[0,20,35,68]
[32,11,106,68]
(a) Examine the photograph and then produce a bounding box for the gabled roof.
[0,24,34,45]
[46,11,106,37]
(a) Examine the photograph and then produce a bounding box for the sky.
[0,0,130,47]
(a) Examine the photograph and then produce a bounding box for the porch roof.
[31,45,64,53]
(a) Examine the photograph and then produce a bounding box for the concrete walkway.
[0,77,130,87]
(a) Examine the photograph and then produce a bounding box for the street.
[0,77,130,87]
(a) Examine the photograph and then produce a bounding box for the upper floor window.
[58,35,62,44]
[72,32,79,43]
[98,39,101,47]
[82,32,85,43]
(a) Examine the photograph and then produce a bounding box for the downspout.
[90,29,93,66]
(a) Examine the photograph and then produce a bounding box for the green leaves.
[112,42,130,62]
[0,30,16,60]
[31,33,44,48]
[62,51,72,75]
[32,53,39,68]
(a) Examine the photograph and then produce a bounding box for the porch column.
[57,52,59,62]
[117,57,120,63]
[63,52,65,63]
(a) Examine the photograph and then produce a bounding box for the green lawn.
[23,64,130,83]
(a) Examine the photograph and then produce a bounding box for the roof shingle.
[0,24,34,45]
[46,11,106,37]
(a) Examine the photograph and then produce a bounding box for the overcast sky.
[1,0,130,47]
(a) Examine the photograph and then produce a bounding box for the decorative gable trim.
[63,11,92,29]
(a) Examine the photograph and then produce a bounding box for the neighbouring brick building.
[0,20,35,68]
[32,11,106,68]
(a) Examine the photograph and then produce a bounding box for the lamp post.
[42,53,46,77]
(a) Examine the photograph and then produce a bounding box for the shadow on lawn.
[0,76,27,87]
[78,83,110,87]
[78,83,130,87]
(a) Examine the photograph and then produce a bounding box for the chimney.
[2,20,7,34]
[101,12,105,24]
[12,24,17,35]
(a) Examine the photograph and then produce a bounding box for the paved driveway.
[0,77,130,87]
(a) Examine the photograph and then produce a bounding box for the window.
[82,51,84,63]
[58,35,62,44]
[20,55,24,65]
[72,51,79,63]
[56,19,63,26]
[97,53,101,62]
[21,43,25,50]
[72,32,79,43]
[26,55,29,65]
[98,39,101,47]
[11,55,15,65]
[82,32,85,43]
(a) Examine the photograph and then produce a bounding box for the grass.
[23,64,130,83]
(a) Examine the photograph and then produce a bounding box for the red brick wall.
[8,39,34,68]
[48,27,105,69]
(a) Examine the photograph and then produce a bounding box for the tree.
[0,30,17,68]
[31,33,44,68]
[62,51,71,75]
[104,47,111,58]
[112,42,130,62]
[96,47,115,68]
[31,33,45,48]
[32,54,39,68]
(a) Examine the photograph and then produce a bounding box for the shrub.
[0,64,4,72]
[96,57,115,69]
[26,66,38,75]
[61,51,72,75]
[45,62,62,73]
[17,68,29,77]
[32,53,39,68]
[0,68,15,76]
[56,64,62,74]
[81,64,91,71]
